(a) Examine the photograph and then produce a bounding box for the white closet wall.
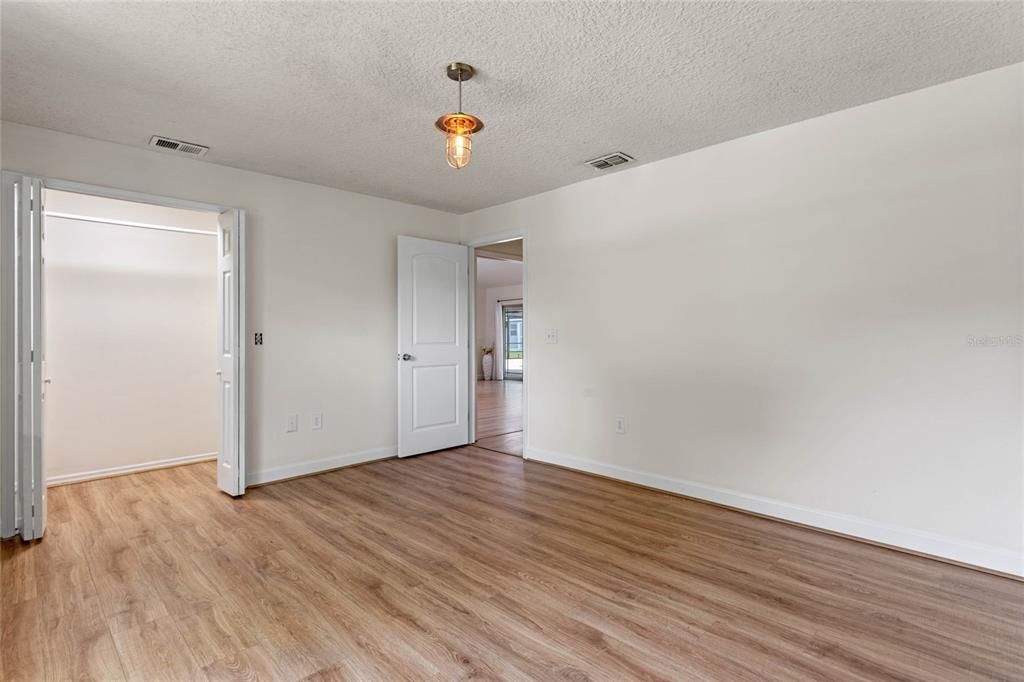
[44,190,220,483]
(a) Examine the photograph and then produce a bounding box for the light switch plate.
[545,329,559,344]
[286,415,299,433]
[311,413,323,431]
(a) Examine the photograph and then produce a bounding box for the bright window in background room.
[503,304,523,380]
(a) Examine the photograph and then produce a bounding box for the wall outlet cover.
[286,415,299,433]
[311,413,323,430]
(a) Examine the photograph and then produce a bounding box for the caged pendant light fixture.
[435,62,484,169]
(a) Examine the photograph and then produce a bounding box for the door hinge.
[30,349,34,362]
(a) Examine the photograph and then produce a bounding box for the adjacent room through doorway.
[473,239,523,456]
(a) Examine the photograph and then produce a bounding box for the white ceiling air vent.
[586,152,634,170]
[148,135,209,158]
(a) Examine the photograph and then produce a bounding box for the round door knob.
[398,353,412,361]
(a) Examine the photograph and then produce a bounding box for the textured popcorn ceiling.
[2,2,1021,214]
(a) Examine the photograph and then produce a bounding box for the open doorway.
[42,189,222,486]
[473,238,523,456]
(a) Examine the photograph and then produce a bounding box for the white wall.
[461,65,1024,575]
[2,121,459,485]
[43,191,220,482]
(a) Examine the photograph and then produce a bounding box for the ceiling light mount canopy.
[435,62,483,169]
[445,62,475,82]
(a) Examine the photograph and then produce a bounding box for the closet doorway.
[1,173,247,541]
[43,189,224,487]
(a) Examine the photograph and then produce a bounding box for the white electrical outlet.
[615,416,626,434]
[311,413,323,431]
[286,415,299,433]
[545,328,559,344]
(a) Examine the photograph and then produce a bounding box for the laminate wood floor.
[475,380,523,456]
[2,449,1022,681]
[474,431,523,458]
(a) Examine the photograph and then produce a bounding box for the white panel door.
[397,236,470,457]
[217,209,246,495]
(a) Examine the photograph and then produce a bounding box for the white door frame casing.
[0,173,248,536]
[466,230,527,453]
[0,173,16,537]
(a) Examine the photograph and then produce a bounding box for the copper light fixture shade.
[436,62,483,169]
[434,113,484,136]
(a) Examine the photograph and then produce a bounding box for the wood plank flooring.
[3,449,1023,681]
[475,380,523,456]
[474,431,523,457]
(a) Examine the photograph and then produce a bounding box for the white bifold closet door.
[1,173,47,540]
[216,209,246,496]
[396,236,470,457]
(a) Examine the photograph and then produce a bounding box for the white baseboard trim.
[246,446,396,487]
[47,452,218,486]
[524,446,1023,577]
